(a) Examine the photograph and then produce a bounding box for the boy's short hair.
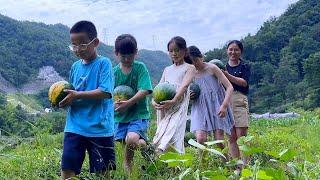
[115,34,137,55]
[70,20,97,40]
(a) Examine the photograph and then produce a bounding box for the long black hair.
[186,45,203,64]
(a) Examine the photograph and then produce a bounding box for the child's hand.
[59,89,78,108]
[114,100,132,113]
[217,105,227,118]
[157,99,176,110]
[152,99,162,110]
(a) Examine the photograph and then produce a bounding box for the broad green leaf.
[159,152,193,167]
[239,145,263,156]
[278,149,296,161]
[264,168,287,180]
[188,139,206,150]
[159,152,180,160]
[206,147,226,159]
[265,151,279,158]
[241,169,253,177]
[204,140,225,146]
[257,170,273,179]
[210,175,227,180]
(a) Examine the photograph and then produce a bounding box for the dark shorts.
[61,132,116,174]
[114,119,149,142]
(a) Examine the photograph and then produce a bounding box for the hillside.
[205,0,320,113]
[0,14,171,92]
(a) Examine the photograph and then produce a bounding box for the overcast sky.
[0,0,298,52]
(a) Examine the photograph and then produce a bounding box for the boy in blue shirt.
[59,20,115,179]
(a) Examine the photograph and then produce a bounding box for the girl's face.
[227,43,242,62]
[168,42,186,64]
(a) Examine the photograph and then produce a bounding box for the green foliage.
[0,94,66,137]
[205,0,320,112]
[0,109,320,179]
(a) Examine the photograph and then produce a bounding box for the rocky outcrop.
[0,66,65,94]
[20,66,65,94]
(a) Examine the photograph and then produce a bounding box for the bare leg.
[124,132,140,172]
[137,139,147,149]
[195,130,208,166]
[195,130,207,144]
[214,129,225,150]
[236,127,248,165]
[229,127,240,159]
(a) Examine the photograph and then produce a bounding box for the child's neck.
[120,62,133,74]
[174,60,184,66]
[82,53,98,64]
[196,62,206,71]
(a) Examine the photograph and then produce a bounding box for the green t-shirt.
[113,61,153,123]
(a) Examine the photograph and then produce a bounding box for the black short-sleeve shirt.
[226,60,250,95]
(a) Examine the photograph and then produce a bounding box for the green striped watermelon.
[153,82,176,104]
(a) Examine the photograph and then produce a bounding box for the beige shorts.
[231,91,249,127]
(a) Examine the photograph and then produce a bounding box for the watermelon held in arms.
[153,82,176,104]
[209,59,225,70]
[48,81,74,106]
[113,85,135,102]
[190,82,200,100]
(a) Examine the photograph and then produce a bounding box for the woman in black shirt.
[223,40,250,165]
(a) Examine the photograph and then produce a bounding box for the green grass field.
[0,109,319,179]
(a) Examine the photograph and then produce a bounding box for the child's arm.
[59,89,111,108]
[115,90,150,112]
[60,59,113,108]
[115,63,153,113]
[209,64,234,118]
[156,65,196,110]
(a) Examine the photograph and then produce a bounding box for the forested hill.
[0,14,170,89]
[205,0,320,113]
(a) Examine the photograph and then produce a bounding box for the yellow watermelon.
[48,81,74,106]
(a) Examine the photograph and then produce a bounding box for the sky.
[0,0,299,52]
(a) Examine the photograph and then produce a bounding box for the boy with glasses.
[113,34,153,172]
[59,20,115,179]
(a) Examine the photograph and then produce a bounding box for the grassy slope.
[6,93,43,113]
[0,109,319,179]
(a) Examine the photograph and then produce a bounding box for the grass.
[0,109,319,179]
[6,93,43,113]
